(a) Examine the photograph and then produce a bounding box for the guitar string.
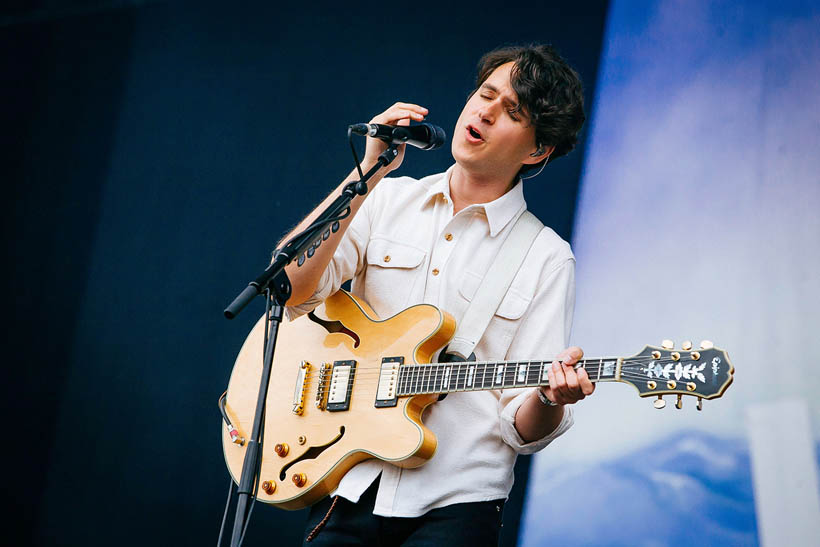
[293,368,715,391]
[288,363,717,399]
[291,354,701,380]
[291,356,713,384]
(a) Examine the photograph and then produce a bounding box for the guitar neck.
[396,358,622,396]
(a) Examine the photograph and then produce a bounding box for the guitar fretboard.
[396,358,621,396]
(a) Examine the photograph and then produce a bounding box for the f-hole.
[279,426,346,481]
[308,312,360,348]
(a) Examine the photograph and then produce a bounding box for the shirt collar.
[422,165,527,237]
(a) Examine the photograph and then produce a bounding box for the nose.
[477,103,496,125]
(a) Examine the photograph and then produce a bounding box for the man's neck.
[449,164,518,214]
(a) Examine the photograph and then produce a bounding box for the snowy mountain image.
[520,430,817,546]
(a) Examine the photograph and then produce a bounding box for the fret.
[494,364,504,386]
[481,363,488,389]
[597,358,602,381]
[524,361,536,386]
[398,367,405,396]
[597,358,618,381]
[399,365,407,396]
[516,362,527,385]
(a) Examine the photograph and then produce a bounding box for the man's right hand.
[362,102,429,173]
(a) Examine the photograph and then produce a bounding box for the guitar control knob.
[262,481,276,495]
[654,396,666,409]
[292,473,307,488]
[675,394,683,409]
[661,340,674,350]
[275,443,289,457]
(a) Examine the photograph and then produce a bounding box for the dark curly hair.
[475,44,586,175]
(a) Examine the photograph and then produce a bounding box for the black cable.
[218,391,232,428]
[348,126,364,180]
[217,478,235,547]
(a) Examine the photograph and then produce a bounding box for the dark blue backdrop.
[2,1,608,545]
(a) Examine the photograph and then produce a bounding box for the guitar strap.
[446,210,543,360]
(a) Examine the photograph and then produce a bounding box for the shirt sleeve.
[497,256,576,454]
[284,184,376,321]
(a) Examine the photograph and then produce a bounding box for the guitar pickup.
[374,356,403,408]
[327,360,356,412]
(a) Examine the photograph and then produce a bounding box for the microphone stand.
[220,143,399,547]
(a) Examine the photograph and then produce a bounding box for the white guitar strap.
[446,210,543,359]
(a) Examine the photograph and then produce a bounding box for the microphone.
[349,122,446,150]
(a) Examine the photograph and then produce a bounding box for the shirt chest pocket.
[363,237,427,310]
[457,270,532,341]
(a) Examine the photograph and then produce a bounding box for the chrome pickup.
[374,356,403,408]
[327,360,356,412]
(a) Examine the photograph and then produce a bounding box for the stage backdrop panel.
[521,1,820,545]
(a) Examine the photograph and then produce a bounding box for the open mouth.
[466,125,483,141]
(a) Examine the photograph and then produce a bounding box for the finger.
[392,102,429,115]
[578,367,596,396]
[545,367,558,404]
[560,346,584,366]
[562,362,580,393]
[372,109,426,125]
[551,361,568,403]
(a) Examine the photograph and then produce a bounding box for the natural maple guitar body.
[222,290,456,510]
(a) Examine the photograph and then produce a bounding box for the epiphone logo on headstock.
[712,357,721,378]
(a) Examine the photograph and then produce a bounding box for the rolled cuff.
[284,267,336,321]
[499,388,574,455]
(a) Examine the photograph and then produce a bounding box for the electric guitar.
[221,290,734,510]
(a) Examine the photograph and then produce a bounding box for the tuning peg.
[697,397,703,411]
[700,340,714,350]
[682,340,692,350]
[675,394,683,409]
[661,339,674,350]
[654,396,666,409]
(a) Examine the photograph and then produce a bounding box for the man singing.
[283,44,594,546]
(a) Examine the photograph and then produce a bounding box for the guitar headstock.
[618,340,734,410]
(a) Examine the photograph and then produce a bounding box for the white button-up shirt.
[286,166,576,517]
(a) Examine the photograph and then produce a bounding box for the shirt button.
[445,233,453,241]
[432,268,440,276]
[384,255,391,263]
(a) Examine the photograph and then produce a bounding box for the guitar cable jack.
[218,391,245,446]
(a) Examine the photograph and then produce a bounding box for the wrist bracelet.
[536,388,559,407]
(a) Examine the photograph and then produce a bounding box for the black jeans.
[303,479,505,546]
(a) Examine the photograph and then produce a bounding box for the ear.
[522,144,555,165]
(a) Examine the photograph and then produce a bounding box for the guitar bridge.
[292,361,311,415]
[315,362,332,410]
